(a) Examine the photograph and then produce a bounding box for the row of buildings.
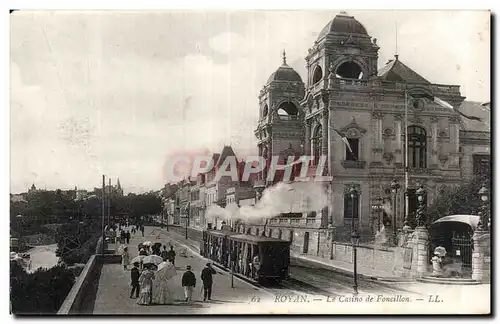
[10,179,124,203]
[160,13,490,256]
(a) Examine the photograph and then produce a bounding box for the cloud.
[10,11,490,193]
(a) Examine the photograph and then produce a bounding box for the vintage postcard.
[9,9,491,315]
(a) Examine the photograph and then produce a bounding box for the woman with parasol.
[137,264,156,305]
[152,259,177,304]
[431,246,446,277]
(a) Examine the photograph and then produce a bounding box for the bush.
[10,262,75,314]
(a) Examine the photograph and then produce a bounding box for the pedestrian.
[252,254,261,279]
[166,246,176,266]
[137,264,155,306]
[160,245,168,261]
[126,231,131,244]
[120,230,125,244]
[152,261,176,305]
[200,263,216,302]
[141,225,145,237]
[130,262,140,298]
[182,265,196,303]
[122,247,130,270]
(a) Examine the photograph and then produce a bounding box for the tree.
[426,164,490,225]
[10,262,75,314]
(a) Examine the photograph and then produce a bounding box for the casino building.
[247,13,490,254]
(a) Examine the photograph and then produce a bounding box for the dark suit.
[130,267,140,298]
[201,267,216,300]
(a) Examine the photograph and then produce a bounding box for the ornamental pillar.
[394,114,403,168]
[448,116,461,168]
[430,116,439,168]
[411,227,429,277]
[304,119,311,156]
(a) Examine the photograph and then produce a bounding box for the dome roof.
[317,14,368,40]
[266,50,303,84]
[267,65,303,84]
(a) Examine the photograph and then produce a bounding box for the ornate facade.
[250,13,490,251]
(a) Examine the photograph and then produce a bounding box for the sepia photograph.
[9,8,491,315]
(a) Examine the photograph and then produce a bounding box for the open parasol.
[434,246,447,257]
[117,245,128,254]
[131,255,146,264]
[142,254,163,265]
[156,262,177,280]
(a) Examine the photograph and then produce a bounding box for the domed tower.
[306,13,379,89]
[254,50,305,183]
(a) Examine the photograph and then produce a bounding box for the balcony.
[277,114,301,121]
[332,78,368,88]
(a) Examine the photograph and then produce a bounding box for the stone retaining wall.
[57,254,121,314]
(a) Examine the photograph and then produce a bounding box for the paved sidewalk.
[291,252,405,282]
[92,226,269,314]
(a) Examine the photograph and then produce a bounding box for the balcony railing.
[265,217,320,228]
[333,78,368,87]
[277,115,301,121]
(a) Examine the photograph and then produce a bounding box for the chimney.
[207,223,213,230]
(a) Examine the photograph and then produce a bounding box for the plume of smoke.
[204,181,329,224]
[205,205,232,222]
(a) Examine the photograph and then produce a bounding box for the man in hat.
[130,262,141,298]
[182,265,196,302]
[200,263,217,301]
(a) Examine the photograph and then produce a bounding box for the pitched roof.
[215,146,237,168]
[378,57,431,84]
[459,101,491,132]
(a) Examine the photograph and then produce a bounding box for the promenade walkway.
[92,226,270,314]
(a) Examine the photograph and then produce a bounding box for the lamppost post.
[351,230,360,295]
[389,179,401,245]
[478,184,489,231]
[415,184,426,227]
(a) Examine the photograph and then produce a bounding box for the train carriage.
[201,229,230,267]
[202,225,291,284]
[228,234,290,283]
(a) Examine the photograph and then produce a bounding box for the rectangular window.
[343,194,359,219]
[346,138,360,161]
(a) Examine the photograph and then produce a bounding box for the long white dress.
[152,264,177,304]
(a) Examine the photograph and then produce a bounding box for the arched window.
[277,102,298,116]
[312,66,323,84]
[312,125,322,165]
[336,62,363,79]
[408,126,427,168]
[262,104,268,118]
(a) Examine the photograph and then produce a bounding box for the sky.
[10,10,490,194]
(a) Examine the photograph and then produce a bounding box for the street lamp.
[415,184,426,227]
[351,230,360,295]
[389,179,400,245]
[478,184,489,231]
[371,197,383,232]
